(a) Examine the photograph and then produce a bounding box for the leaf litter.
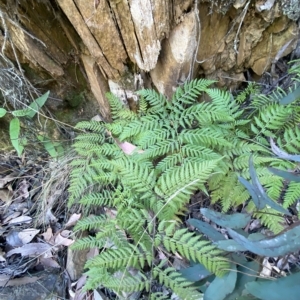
[0,151,81,299]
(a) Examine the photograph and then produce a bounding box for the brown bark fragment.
[81,54,111,119]
[57,0,117,79]
[74,0,127,75]
[8,23,64,77]
[151,11,198,97]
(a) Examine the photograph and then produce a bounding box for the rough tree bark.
[0,0,299,125]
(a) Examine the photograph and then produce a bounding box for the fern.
[152,264,203,300]
[68,73,300,297]
[283,181,300,208]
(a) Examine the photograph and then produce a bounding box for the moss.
[281,0,300,21]
[64,91,85,108]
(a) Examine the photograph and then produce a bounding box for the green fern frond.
[171,78,215,105]
[106,92,137,120]
[248,203,285,234]
[71,236,104,251]
[283,181,300,208]
[152,265,203,300]
[85,243,152,269]
[74,215,107,231]
[277,126,300,153]
[84,268,149,292]
[137,89,168,116]
[75,120,106,133]
[79,191,114,207]
[138,95,148,115]
[235,82,259,104]
[135,128,177,148]
[75,133,105,145]
[179,127,232,149]
[156,160,218,209]
[142,140,181,159]
[114,158,156,199]
[178,102,234,128]
[119,115,164,141]
[156,153,184,173]
[253,104,293,137]
[158,228,229,276]
[206,88,241,118]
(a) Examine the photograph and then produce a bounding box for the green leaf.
[246,272,300,300]
[201,208,251,229]
[9,118,23,156]
[224,261,260,300]
[270,138,300,162]
[238,176,261,208]
[215,239,247,252]
[204,263,237,300]
[12,109,31,117]
[37,135,63,158]
[268,167,300,182]
[179,263,212,282]
[239,156,291,215]
[227,224,300,256]
[0,108,7,117]
[216,233,266,252]
[279,85,300,105]
[26,91,50,118]
[188,219,225,242]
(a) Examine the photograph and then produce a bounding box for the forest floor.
[0,57,299,300]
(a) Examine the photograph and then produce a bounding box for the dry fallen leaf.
[8,215,32,225]
[117,141,144,155]
[6,230,23,247]
[2,211,21,224]
[0,276,40,287]
[41,227,53,242]
[65,213,81,228]
[6,243,52,258]
[39,257,60,268]
[17,179,30,199]
[0,189,13,202]
[18,228,40,244]
[0,174,15,189]
[55,233,74,247]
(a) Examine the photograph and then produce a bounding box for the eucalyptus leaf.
[270,138,300,162]
[279,85,300,105]
[239,156,291,215]
[268,167,300,182]
[215,239,247,252]
[224,261,260,300]
[179,263,211,282]
[204,263,237,300]
[201,208,251,229]
[26,91,50,118]
[227,224,300,256]
[238,176,261,208]
[0,108,7,117]
[188,219,225,242]
[9,118,23,156]
[246,272,300,300]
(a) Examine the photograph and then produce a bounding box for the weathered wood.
[0,0,299,124]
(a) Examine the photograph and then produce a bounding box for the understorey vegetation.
[68,60,300,299]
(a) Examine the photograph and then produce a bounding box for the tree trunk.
[0,0,299,125]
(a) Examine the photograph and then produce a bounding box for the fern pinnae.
[71,236,104,251]
[283,181,300,208]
